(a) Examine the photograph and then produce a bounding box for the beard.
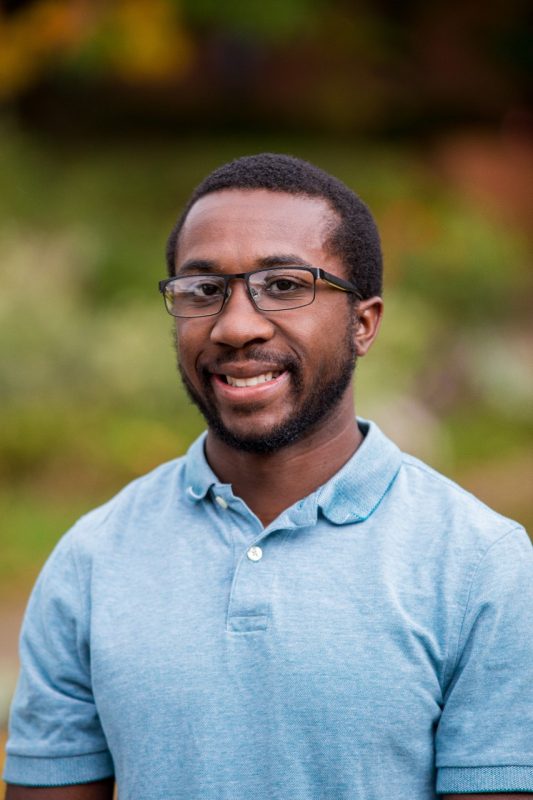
[175,327,357,455]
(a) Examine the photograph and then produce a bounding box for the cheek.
[289,308,353,363]
[175,322,205,368]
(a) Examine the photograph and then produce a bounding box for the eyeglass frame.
[158,265,362,318]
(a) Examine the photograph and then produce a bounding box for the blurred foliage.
[0,127,532,596]
[0,0,191,97]
[0,0,531,135]
[185,0,324,40]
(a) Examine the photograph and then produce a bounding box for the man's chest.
[88,523,445,764]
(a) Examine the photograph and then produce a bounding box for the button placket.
[227,533,278,633]
[223,507,302,634]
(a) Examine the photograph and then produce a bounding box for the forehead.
[176,189,341,272]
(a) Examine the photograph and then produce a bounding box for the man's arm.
[5,778,114,799]
[4,535,115,792]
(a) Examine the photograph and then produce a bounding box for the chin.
[209,412,320,455]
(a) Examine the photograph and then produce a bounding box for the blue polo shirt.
[4,420,533,799]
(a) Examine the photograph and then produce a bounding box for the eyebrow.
[176,259,218,274]
[176,254,310,274]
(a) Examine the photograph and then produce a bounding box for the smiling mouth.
[221,371,282,387]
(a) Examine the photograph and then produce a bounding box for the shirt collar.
[183,419,403,525]
[184,431,217,501]
[317,419,402,524]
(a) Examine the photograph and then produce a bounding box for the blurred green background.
[1,0,532,761]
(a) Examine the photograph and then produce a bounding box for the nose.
[209,279,276,348]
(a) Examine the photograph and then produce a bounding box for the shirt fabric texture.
[4,419,533,799]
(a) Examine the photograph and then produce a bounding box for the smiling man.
[4,154,533,800]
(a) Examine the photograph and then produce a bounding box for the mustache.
[203,346,300,375]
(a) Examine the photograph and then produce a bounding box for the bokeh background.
[1,0,532,778]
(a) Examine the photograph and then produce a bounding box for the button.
[247,546,263,562]
[215,496,228,509]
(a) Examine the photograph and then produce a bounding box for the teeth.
[225,371,280,387]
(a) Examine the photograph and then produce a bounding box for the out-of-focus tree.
[0,0,192,100]
[0,0,530,135]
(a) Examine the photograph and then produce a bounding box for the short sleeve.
[436,526,533,794]
[3,533,114,787]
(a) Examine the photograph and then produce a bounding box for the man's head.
[166,153,382,300]
[166,154,383,454]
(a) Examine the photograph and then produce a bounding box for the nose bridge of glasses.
[223,273,261,310]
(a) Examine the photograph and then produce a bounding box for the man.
[4,154,533,799]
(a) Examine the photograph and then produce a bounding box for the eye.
[266,277,300,293]
[193,281,224,297]
[260,272,311,295]
[173,276,225,308]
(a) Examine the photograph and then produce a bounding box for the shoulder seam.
[66,456,185,543]
[444,524,525,692]
[400,455,517,526]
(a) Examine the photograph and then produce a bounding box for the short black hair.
[166,153,382,298]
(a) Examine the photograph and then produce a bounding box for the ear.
[353,296,383,357]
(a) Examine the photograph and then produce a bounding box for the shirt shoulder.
[60,454,189,556]
[393,450,526,551]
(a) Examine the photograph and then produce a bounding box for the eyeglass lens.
[163,268,316,317]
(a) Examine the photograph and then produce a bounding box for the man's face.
[173,189,359,454]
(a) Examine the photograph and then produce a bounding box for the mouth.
[220,370,282,387]
[209,368,290,403]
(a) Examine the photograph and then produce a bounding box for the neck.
[204,396,362,527]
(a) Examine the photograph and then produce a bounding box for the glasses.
[158,266,361,318]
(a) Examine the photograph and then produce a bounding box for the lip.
[209,361,287,380]
[210,370,290,403]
